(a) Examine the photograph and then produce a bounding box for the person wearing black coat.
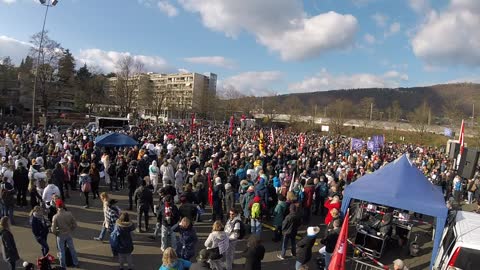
[244,235,265,270]
[0,217,19,270]
[295,226,320,269]
[134,180,154,232]
[13,163,29,207]
[52,163,66,201]
[319,220,340,270]
[127,168,139,210]
[278,204,302,259]
[30,206,50,256]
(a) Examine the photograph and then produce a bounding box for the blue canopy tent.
[341,154,447,268]
[94,132,138,147]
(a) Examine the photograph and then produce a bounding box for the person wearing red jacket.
[324,196,341,225]
[302,179,315,224]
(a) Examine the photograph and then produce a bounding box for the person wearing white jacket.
[149,161,159,192]
[42,178,60,207]
[204,221,229,270]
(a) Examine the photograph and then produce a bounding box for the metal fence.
[349,259,386,270]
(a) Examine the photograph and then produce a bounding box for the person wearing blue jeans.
[51,199,79,268]
[250,218,262,237]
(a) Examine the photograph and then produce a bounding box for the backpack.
[234,220,246,240]
[251,202,261,219]
[81,182,91,193]
[109,227,120,256]
[454,180,462,191]
[319,183,328,197]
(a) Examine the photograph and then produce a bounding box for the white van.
[433,211,480,270]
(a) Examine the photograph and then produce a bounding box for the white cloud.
[371,12,388,27]
[288,69,408,92]
[184,56,234,69]
[408,0,431,14]
[157,0,178,17]
[178,0,358,61]
[77,48,173,73]
[385,22,401,37]
[412,0,480,66]
[220,71,283,96]
[0,35,32,64]
[364,33,376,44]
[178,68,190,74]
[1,0,16,4]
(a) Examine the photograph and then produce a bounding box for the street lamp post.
[32,0,59,127]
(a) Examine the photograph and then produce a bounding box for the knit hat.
[55,199,65,209]
[307,226,320,236]
[225,183,232,190]
[215,177,222,185]
[393,259,406,269]
[247,185,255,192]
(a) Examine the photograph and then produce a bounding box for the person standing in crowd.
[189,249,210,270]
[108,159,119,192]
[178,195,197,224]
[324,196,341,225]
[278,204,301,260]
[248,194,266,237]
[314,177,328,216]
[149,160,159,193]
[51,199,79,269]
[1,178,16,224]
[319,219,340,270]
[224,183,235,215]
[78,168,92,208]
[244,235,265,270]
[111,212,136,270]
[117,157,127,190]
[159,247,192,270]
[52,163,66,201]
[157,195,180,251]
[13,162,29,207]
[175,164,186,195]
[134,180,153,232]
[0,216,19,270]
[30,206,50,256]
[224,208,242,270]
[127,167,138,210]
[212,177,224,222]
[94,192,110,241]
[303,179,315,224]
[89,162,101,199]
[174,217,197,261]
[295,226,320,269]
[272,194,287,242]
[453,175,463,205]
[204,221,229,270]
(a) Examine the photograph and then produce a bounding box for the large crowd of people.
[0,121,478,270]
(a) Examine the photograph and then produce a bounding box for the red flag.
[269,128,274,144]
[229,116,234,136]
[207,172,213,207]
[329,209,349,270]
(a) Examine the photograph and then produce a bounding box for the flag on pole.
[229,116,234,136]
[269,128,274,144]
[259,130,266,155]
[207,171,213,207]
[289,172,295,192]
[329,208,349,270]
[456,119,465,169]
[351,138,364,151]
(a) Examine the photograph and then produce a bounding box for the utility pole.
[369,103,373,121]
[472,103,475,127]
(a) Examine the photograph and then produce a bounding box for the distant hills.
[268,83,480,118]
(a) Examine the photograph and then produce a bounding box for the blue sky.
[1,0,479,96]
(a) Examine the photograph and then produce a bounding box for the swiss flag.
[329,209,349,270]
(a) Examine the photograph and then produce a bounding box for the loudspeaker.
[458,148,480,179]
[449,142,461,160]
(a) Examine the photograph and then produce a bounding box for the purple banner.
[351,138,365,151]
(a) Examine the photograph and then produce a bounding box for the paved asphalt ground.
[3,184,462,270]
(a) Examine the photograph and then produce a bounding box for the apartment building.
[97,72,217,118]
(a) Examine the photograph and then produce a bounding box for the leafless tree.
[115,55,144,116]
